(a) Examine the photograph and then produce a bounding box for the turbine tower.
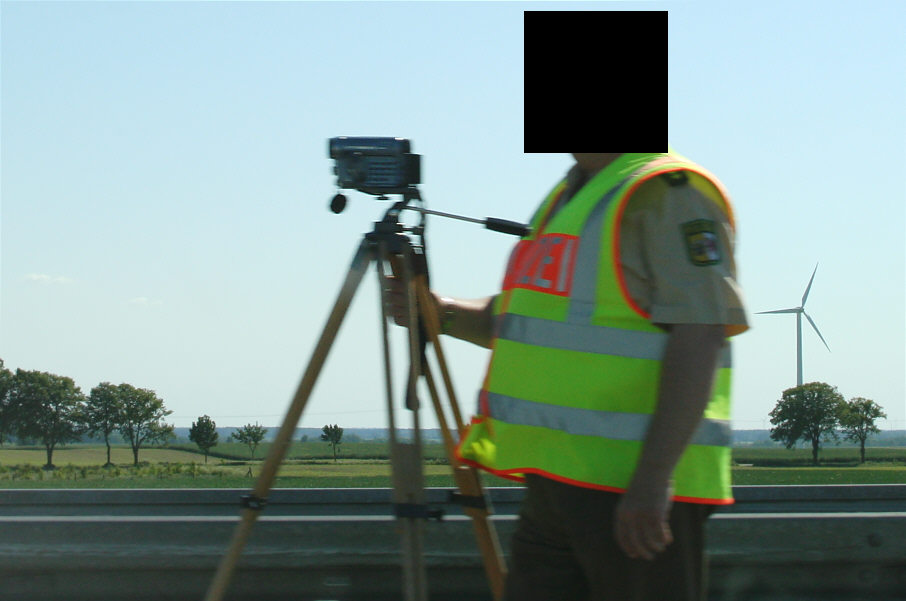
[757,263,831,386]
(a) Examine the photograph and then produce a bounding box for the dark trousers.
[504,475,713,601]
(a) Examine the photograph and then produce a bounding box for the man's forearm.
[615,323,727,560]
[631,323,725,486]
[436,295,496,349]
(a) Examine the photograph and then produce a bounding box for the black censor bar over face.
[524,10,667,153]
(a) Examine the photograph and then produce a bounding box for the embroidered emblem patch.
[681,220,722,266]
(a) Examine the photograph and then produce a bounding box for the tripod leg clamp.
[394,503,445,522]
[240,494,268,511]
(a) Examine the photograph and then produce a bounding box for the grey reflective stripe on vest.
[566,174,633,324]
[487,392,732,447]
[499,314,666,360]
[496,313,733,368]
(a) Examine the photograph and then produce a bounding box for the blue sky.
[2,1,904,433]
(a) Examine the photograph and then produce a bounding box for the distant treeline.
[163,427,445,444]
[73,427,906,448]
[165,427,905,447]
[732,429,906,447]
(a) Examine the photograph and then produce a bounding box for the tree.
[321,424,343,463]
[189,415,219,463]
[230,422,268,459]
[116,384,174,465]
[839,397,887,464]
[7,369,86,469]
[0,359,13,446]
[769,382,845,465]
[85,382,123,466]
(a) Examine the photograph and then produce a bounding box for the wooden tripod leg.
[414,278,467,435]
[391,439,429,601]
[380,241,430,601]
[204,240,374,601]
[414,277,508,601]
[422,367,507,601]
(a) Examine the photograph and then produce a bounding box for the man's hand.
[382,275,496,348]
[613,323,724,561]
[614,478,674,561]
[383,275,417,328]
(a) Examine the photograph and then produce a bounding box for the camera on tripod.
[326,136,530,237]
[329,136,421,195]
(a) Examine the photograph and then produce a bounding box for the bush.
[0,461,231,483]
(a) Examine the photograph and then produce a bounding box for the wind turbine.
[757,263,831,386]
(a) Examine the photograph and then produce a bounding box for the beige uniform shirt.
[560,164,749,337]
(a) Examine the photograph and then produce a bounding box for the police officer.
[387,151,748,601]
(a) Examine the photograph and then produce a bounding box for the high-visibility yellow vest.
[455,152,736,504]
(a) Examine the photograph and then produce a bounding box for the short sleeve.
[618,174,750,337]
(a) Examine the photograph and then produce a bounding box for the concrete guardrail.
[0,486,904,601]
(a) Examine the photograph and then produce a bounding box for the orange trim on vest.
[454,417,735,506]
[456,453,734,505]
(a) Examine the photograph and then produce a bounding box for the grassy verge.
[167,441,450,462]
[0,457,516,489]
[732,466,906,485]
[0,444,903,488]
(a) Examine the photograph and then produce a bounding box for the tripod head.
[364,192,426,259]
[329,186,531,239]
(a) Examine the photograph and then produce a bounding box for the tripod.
[204,199,507,601]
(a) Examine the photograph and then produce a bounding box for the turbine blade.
[804,311,831,352]
[757,308,800,314]
[802,263,819,306]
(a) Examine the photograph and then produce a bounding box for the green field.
[732,446,906,466]
[0,443,903,488]
[731,466,906,485]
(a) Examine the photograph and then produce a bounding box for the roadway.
[0,486,904,600]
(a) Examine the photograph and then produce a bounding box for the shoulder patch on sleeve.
[681,219,722,266]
